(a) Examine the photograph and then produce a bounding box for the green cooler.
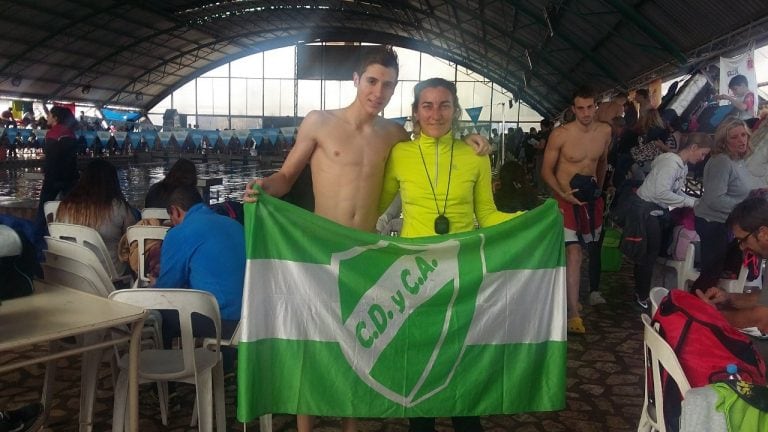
[601,227,622,272]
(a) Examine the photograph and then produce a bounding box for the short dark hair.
[49,106,78,129]
[357,45,399,78]
[572,85,596,104]
[728,74,748,89]
[635,88,650,99]
[168,185,202,212]
[726,197,768,232]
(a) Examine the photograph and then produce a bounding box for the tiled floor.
[1,259,651,432]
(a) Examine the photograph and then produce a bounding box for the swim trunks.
[556,195,604,245]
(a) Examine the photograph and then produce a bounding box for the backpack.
[210,200,244,225]
[652,290,767,431]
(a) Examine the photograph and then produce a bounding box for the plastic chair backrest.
[718,265,749,293]
[640,314,691,432]
[108,289,221,377]
[43,200,60,224]
[141,207,170,221]
[649,287,668,316]
[41,263,109,297]
[47,222,120,280]
[125,225,168,287]
[43,238,115,296]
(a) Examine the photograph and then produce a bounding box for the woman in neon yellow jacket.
[378,77,524,238]
[379,78,525,430]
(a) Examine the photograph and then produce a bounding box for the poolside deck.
[1,260,649,432]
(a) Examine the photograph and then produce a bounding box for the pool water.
[0,160,276,208]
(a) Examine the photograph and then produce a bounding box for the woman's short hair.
[712,117,752,158]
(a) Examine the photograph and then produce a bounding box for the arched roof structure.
[2,1,768,118]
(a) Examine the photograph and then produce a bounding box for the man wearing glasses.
[696,196,768,335]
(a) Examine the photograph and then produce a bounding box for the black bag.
[0,227,38,300]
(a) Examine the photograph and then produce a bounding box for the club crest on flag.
[332,235,483,406]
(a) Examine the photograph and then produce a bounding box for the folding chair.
[638,314,691,432]
[47,222,133,287]
[109,289,226,432]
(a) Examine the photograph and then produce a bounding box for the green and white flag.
[237,195,566,421]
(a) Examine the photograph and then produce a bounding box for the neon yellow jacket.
[379,132,524,238]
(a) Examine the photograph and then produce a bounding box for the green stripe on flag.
[237,340,566,420]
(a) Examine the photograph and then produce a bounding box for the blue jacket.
[156,203,245,321]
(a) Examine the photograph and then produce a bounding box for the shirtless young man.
[541,85,612,334]
[243,45,488,432]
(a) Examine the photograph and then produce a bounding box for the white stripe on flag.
[241,260,565,344]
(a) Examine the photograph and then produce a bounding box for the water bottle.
[726,363,741,381]
[711,363,742,383]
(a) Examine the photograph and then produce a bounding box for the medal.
[434,214,450,234]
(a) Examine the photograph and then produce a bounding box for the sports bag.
[652,290,766,431]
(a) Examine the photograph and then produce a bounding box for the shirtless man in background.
[541,85,611,334]
[597,92,627,124]
[243,45,488,432]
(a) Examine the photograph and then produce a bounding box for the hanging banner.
[719,48,758,119]
[82,131,98,148]
[158,132,174,147]
[96,131,112,146]
[465,107,482,125]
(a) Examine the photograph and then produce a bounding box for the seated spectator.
[153,185,245,370]
[696,197,768,333]
[56,159,136,276]
[144,158,197,209]
[692,118,762,292]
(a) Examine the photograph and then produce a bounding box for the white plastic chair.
[47,222,133,287]
[43,200,60,225]
[141,207,170,221]
[109,289,226,432]
[44,237,115,296]
[44,236,164,403]
[649,287,668,316]
[125,225,168,287]
[718,259,765,294]
[658,243,699,290]
[198,324,273,432]
[638,314,691,432]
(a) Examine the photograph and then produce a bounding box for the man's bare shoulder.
[547,125,568,145]
[303,109,342,126]
[373,116,407,133]
[594,121,612,134]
